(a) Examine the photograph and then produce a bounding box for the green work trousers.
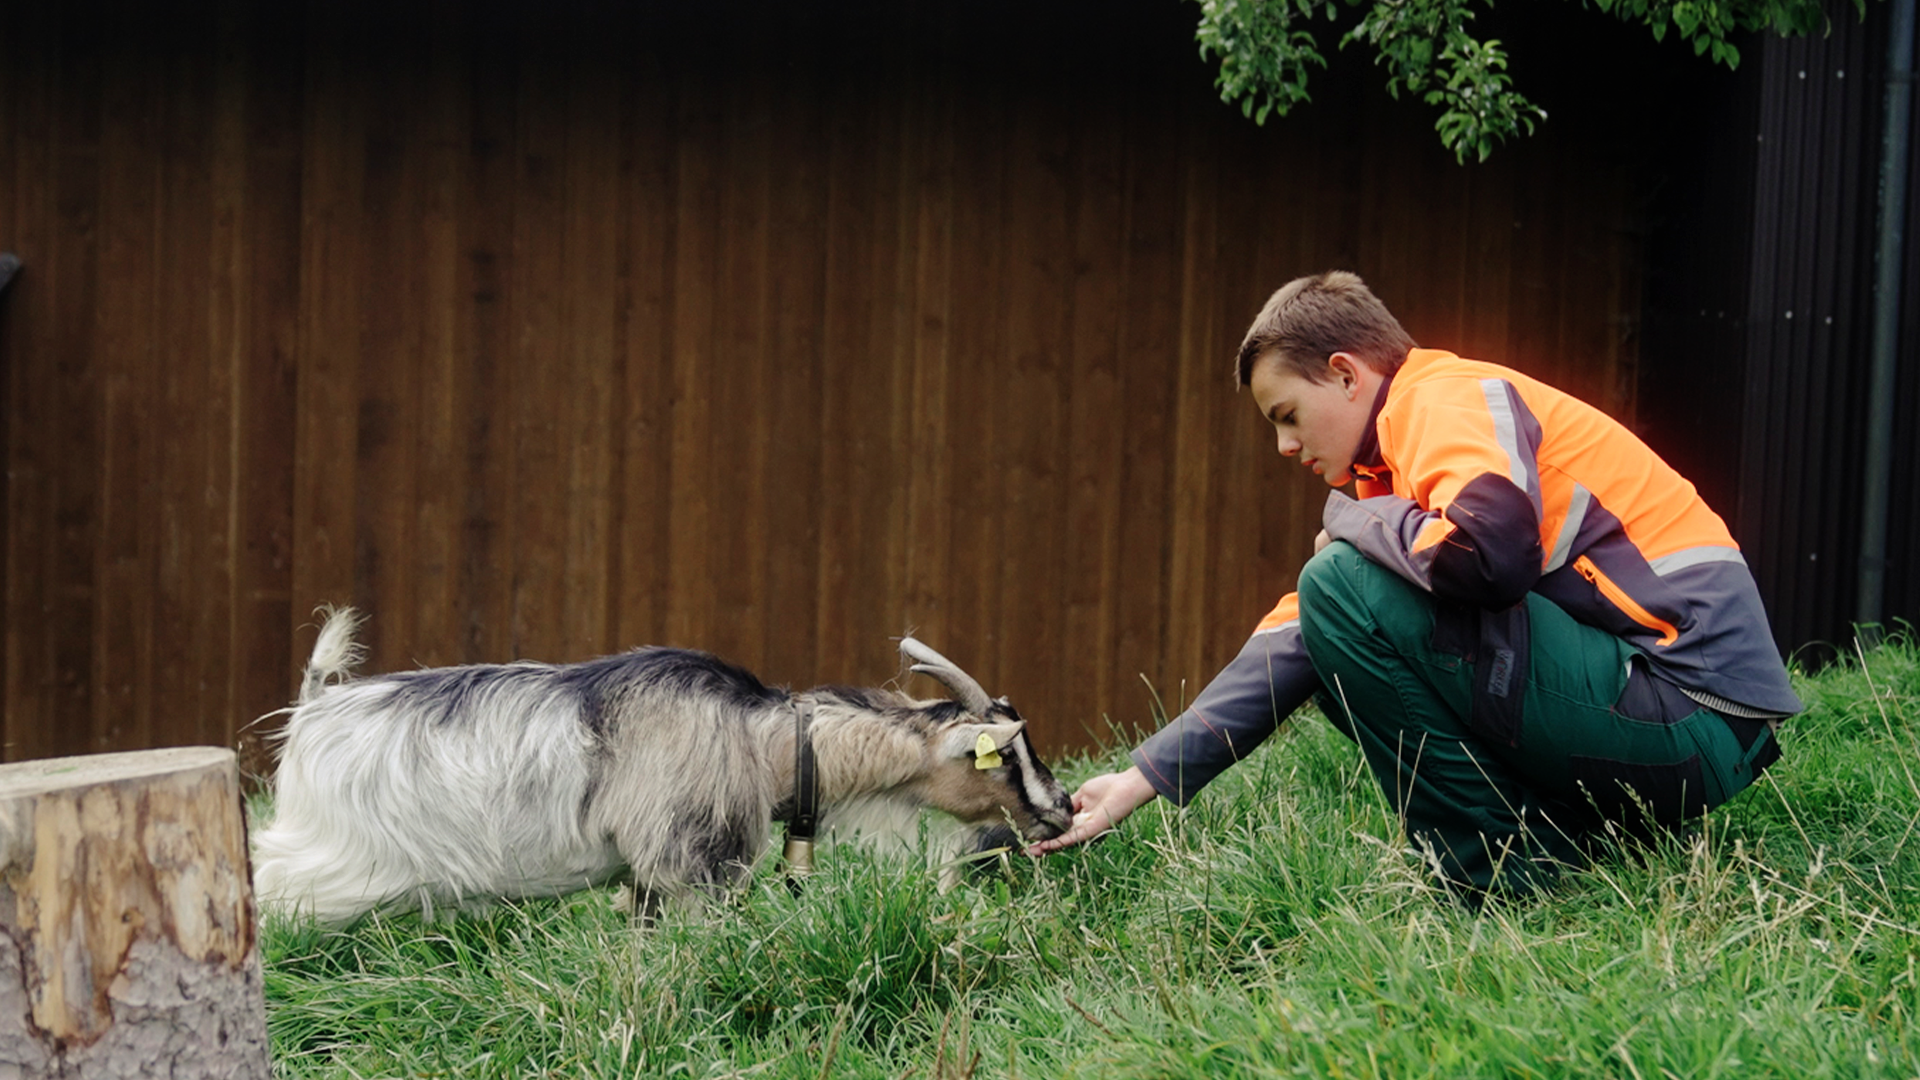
[1296,542,1781,897]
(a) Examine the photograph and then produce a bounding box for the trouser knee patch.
[1612,658,1784,787]
[1568,753,1710,829]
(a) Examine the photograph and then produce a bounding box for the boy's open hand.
[1027,766,1158,854]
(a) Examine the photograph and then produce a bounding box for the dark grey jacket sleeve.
[1128,622,1321,805]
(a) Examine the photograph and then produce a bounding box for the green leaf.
[1674,1,1700,36]
[1194,0,1878,161]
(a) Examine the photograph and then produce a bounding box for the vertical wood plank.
[935,66,1008,695]
[1198,112,1274,684]
[704,56,774,667]
[757,37,829,686]
[410,0,474,670]
[1061,96,1128,747]
[813,60,895,682]
[222,0,301,771]
[94,20,159,752]
[1458,159,1517,366]
[878,41,922,682]
[849,60,908,687]
[994,87,1073,743]
[558,47,623,659]
[897,63,956,683]
[1109,94,1183,738]
[0,4,75,761]
[664,57,720,651]
[505,49,567,662]
[457,18,518,663]
[611,39,676,653]
[1164,114,1223,711]
[351,16,426,675]
[290,0,364,659]
[154,22,223,747]
[0,0,17,758]
[207,0,252,750]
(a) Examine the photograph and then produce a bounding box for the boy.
[1032,271,1795,897]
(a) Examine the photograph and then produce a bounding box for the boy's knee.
[1297,540,1364,598]
[1296,540,1378,625]
[1298,540,1442,658]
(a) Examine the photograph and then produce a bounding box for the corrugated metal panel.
[1882,70,1920,638]
[1735,4,1904,662]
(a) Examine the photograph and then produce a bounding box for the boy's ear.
[1329,351,1363,397]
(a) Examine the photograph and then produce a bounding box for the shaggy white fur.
[251,610,1072,923]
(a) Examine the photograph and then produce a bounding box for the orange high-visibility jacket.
[1133,348,1801,804]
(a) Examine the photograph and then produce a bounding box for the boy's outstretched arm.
[1032,609,1321,854]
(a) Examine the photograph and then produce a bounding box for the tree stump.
[0,747,269,1079]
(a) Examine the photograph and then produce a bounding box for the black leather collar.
[782,696,818,892]
[788,696,818,842]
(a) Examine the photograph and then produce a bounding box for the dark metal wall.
[1641,0,1919,664]
[1884,31,1920,641]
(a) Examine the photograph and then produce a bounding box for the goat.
[250,608,1075,923]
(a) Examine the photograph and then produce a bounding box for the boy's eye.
[1281,412,1295,426]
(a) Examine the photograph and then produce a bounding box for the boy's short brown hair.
[1235,271,1417,386]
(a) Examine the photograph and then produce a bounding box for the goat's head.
[897,638,1074,843]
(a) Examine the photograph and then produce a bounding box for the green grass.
[263,638,1920,1078]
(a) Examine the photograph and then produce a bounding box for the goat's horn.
[899,637,995,714]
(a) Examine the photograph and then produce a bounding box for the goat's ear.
[943,720,1025,763]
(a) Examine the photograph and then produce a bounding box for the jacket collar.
[1349,372,1394,482]
[1351,348,1455,482]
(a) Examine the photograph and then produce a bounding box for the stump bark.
[0,747,269,1079]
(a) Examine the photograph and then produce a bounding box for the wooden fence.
[0,0,1657,773]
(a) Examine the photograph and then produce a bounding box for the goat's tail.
[300,605,368,704]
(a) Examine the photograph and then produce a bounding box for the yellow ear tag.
[974,732,1003,770]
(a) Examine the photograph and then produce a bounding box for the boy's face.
[1248,350,1378,486]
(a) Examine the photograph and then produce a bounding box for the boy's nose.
[1278,432,1300,456]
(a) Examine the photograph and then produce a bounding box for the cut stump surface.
[0,747,268,1079]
